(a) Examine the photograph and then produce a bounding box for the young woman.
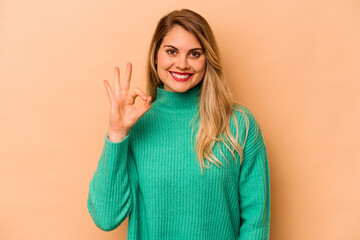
[87,8,270,240]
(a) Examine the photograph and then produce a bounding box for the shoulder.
[231,103,259,133]
[231,103,265,154]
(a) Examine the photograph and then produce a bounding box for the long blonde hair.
[146,9,251,174]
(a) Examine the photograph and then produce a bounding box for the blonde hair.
[146,9,251,174]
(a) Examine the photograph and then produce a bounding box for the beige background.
[1,0,359,239]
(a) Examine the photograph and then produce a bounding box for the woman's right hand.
[103,62,152,142]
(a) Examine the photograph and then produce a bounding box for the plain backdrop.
[1,0,359,239]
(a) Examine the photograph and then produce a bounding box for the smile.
[169,71,193,82]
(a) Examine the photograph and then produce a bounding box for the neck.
[151,83,202,115]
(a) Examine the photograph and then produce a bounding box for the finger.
[122,62,132,93]
[137,96,152,118]
[103,80,115,102]
[114,66,121,95]
[126,92,137,105]
[128,92,137,98]
[133,87,148,101]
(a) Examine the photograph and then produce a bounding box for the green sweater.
[87,83,270,239]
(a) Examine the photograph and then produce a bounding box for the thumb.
[137,96,152,118]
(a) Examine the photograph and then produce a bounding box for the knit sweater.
[87,83,271,239]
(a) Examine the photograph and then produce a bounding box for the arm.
[87,132,134,231]
[238,111,271,239]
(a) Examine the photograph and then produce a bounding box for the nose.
[175,54,189,69]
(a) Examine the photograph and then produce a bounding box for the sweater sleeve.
[87,132,134,231]
[238,110,271,239]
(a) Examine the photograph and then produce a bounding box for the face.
[155,25,206,93]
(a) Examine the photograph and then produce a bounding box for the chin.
[165,83,193,93]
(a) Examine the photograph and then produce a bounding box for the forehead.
[161,25,202,49]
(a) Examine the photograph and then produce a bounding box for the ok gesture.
[103,62,152,142]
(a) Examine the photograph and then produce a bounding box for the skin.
[156,24,206,93]
[103,24,206,142]
[103,63,152,142]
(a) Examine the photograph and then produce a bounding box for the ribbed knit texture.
[87,83,271,239]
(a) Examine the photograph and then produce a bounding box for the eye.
[190,51,201,58]
[166,49,176,55]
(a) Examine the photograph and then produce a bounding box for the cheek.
[193,58,206,73]
[157,53,173,69]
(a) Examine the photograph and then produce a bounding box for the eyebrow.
[163,45,203,52]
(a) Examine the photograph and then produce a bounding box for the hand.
[103,62,152,140]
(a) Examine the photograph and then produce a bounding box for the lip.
[169,71,193,82]
[170,71,193,75]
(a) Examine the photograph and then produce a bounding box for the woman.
[87,8,270,239]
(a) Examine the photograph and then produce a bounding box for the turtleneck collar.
[151,83,201,114]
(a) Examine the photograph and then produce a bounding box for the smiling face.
[155,25,206,93]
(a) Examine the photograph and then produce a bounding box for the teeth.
[171,72,191,79]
